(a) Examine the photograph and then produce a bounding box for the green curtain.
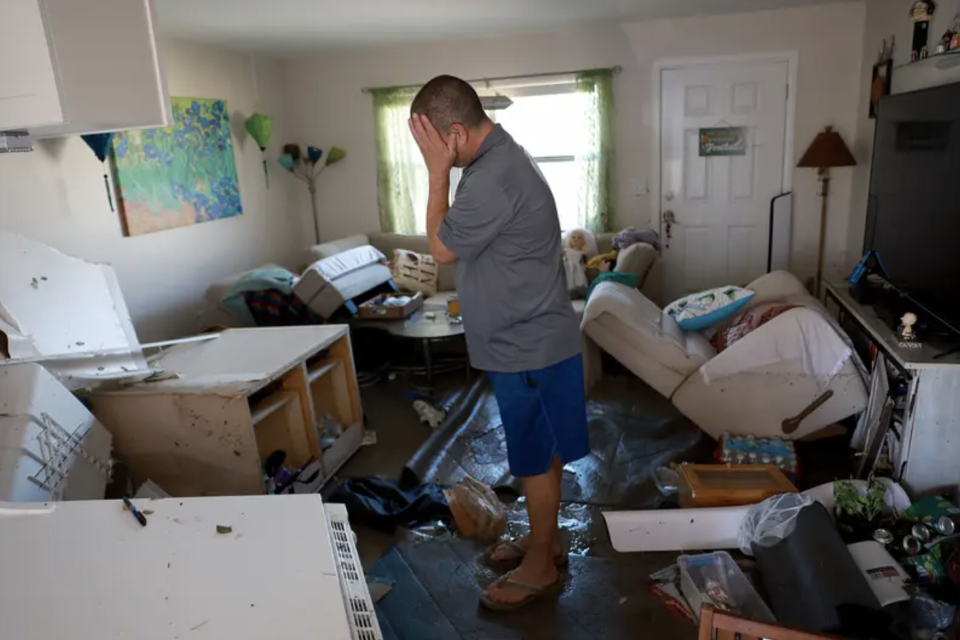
[372,85,422,233]
[575,69,615,234]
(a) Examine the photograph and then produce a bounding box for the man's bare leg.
[484,456,563,604]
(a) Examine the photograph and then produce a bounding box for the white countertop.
[0,495,351,640]
[99,326,350,395]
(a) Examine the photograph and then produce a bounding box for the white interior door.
[660,60,789,301]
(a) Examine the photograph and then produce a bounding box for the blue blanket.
[221,267,295,326]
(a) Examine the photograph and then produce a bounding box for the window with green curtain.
[371,68,615,234]
[371,85,423,234]
[575,69,615,234]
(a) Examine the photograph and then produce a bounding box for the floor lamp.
[797,126,856,297]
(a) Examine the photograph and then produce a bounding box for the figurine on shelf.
[938,29,952,54]
[952,15,960,49]
[900,312,918,340]
[877,35,896,63]
[910,0,936,62]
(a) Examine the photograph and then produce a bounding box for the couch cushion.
[392,249,439,296]
[595,233,615,255]
[665,286,755,331]
[615,243,657,278]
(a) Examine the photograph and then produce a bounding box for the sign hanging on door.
[699,127,747,157]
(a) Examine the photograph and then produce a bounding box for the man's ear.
[449,123,468,144]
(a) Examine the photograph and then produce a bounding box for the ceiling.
[155,0,844,53]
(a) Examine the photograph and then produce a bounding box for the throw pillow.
[665,286,755,331]
[710,302,799,352]
[392,249,439,297]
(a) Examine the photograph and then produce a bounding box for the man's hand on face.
[409,113,457,178]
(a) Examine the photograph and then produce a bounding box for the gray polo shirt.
[437,124,580,373]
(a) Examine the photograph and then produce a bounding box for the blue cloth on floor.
[221,267,295,326]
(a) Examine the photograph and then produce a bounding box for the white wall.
[283,2,865,283]
[0,40,300,342]
[846,0,960,267]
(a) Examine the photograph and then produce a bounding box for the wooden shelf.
[895,49,960,71]
[250,390,297,426]
[307,361,340,383]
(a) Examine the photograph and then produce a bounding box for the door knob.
[662,210,675,249]
[664,191,675,202]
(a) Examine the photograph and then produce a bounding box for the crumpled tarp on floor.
[402,375,709,509]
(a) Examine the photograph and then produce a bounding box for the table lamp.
[797,126,856,297]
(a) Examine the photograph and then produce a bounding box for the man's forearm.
[426,172,456,264]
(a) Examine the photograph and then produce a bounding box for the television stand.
[933,344,960,360]
[824,281,960,498]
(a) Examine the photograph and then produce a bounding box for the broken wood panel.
[0,231,142,374]
[144,326,349,394]
[87,392,262,496]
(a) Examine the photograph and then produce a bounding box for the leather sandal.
[482,539,569,571]
[479,570,564,612]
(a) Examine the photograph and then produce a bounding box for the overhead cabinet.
[0,0,170,136]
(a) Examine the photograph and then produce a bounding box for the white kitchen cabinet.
[0,0,170,136]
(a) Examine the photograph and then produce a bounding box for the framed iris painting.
[112,97,242,236]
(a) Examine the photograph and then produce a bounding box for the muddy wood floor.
[329,361,852,640]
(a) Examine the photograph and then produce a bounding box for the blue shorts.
[487,354,590,478]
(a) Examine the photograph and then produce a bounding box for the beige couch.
[348,232,663,311]
[581,270,868,440]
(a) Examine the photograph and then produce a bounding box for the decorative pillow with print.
[392,249,439,297]
[665,285,755,331]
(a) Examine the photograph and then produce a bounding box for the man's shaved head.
[411,75,489,134]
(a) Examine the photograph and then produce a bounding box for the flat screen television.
[864,80,960,335]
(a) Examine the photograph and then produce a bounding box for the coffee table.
[356,300,467,389]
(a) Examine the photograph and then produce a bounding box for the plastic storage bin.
[678,551,775,622]
[0,363,112,501]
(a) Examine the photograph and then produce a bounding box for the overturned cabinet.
[85,327,364,496]
[0,231,365,497]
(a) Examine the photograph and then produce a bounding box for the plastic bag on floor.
[443,475,505,543]
[738,492,813,555]
[328,477,450,534]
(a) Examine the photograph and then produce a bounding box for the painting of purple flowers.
[112,97,242,236]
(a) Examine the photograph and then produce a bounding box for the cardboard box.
[358,292,423,320]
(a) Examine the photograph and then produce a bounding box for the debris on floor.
[319,414,344,450]
[637,479,960,638]
[366,577,393,604]
[679,551,773,622]
[717,432,798,480]
[677,463,797,508]
[262,450,322,495]
[133,479,170,500]
[443,475,505,543]
[412,398,446,429]
[647,563,696,622]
